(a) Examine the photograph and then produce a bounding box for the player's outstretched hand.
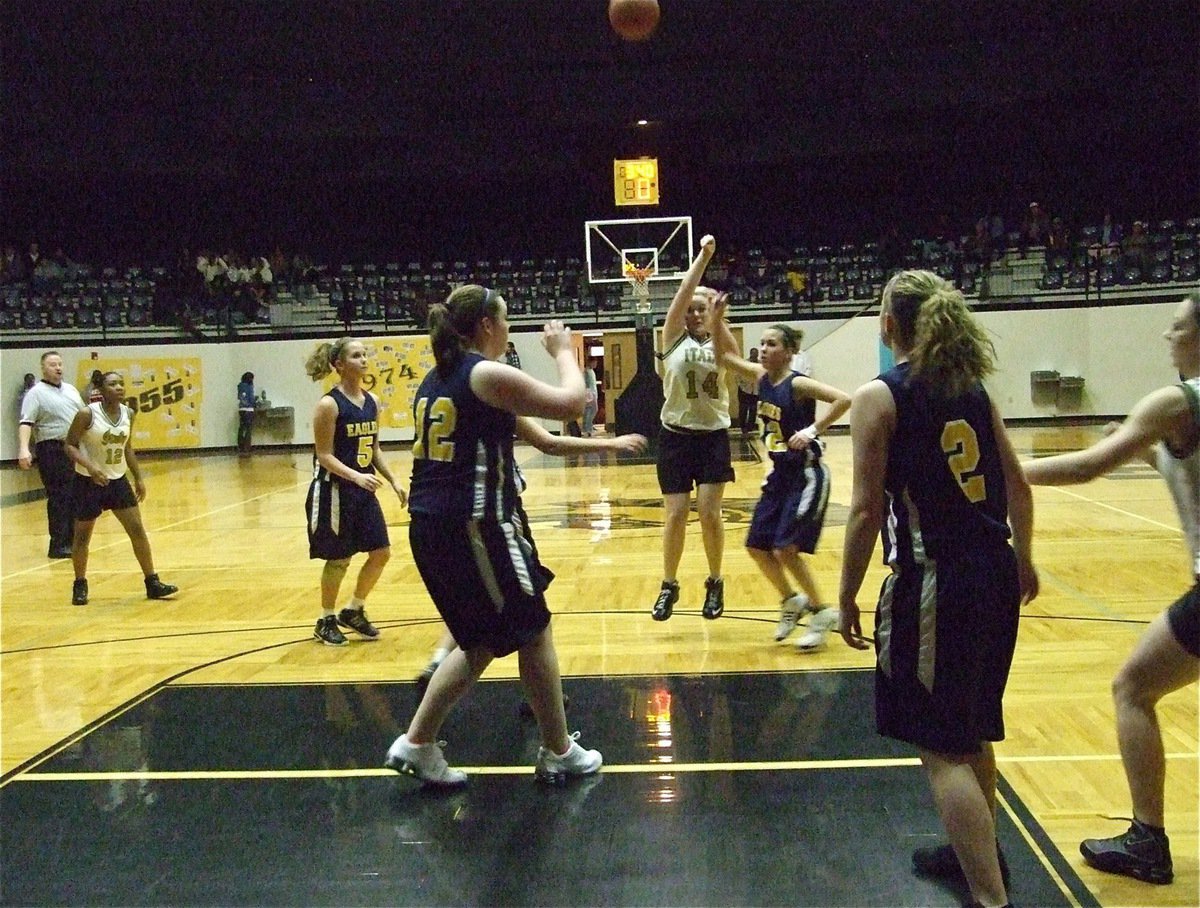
[541,320,572,357]
[611,433,648,454]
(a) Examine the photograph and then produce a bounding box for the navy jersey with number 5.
[409,352,519,521]
[879,362,1010,566]
[313,388,379,481]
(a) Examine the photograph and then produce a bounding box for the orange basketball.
[608,0,660,42]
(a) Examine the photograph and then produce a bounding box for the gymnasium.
[2,3,1197,906]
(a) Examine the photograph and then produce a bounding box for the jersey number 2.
[940,419,986,503]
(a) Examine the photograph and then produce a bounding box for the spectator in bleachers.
[1047,217,1071,254]
[989,213,1007,253]
[964,218,995,266]
[24,241,43,279]
[1100,211,1124,248]
[1019,202,1051,255]
[0,244,25,284]
[1123,220,1152,273]
[879,224,905,274]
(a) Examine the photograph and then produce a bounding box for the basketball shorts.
[745,459,830,553]
[656,426,735,494]
[306,477,390,560]
[72,473,138,521]
[1167,581,1199,657]
[874,546,1021,755]
[409,510,554,658]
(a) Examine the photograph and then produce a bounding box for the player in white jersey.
[1024,291,1199,886]
[65,371,178,606]
[651,234,735,622]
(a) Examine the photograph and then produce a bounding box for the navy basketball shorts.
[873,545,1021,755]
[745,459,830,554]
[656,427,735,494]
[306,477,390,560]
[409,512,553,658]
[72,473,138,521]
[1167,581,1199,657]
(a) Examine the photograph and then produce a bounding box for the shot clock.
[613,158,659,207]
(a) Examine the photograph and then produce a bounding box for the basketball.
[608,0,660,42]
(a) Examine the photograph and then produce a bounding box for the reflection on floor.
[2,671,1094,907]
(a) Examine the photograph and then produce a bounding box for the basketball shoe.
[651,580,679,621]
[912,841,1010,887]
[337,607,379,639]
[795,607,838,651]
[313,615,348,646]
[534,731,602,785]
[775,593,810,641]
[72,578,88,606]
[144,574,178,599]
[1080,819,1173,884]
[385,734,467,787]
[701,576,724,619]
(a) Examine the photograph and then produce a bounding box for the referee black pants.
[35,439,75,554]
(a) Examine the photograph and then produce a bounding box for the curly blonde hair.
[883,270,995,398]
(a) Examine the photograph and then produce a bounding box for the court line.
[998,787,1091,908]
[0,480,306,582]
[1038,484,1183,534]
[14,751,1196,782]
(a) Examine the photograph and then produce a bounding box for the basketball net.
[625,263,653,314]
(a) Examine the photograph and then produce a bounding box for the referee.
[18,351,85,558]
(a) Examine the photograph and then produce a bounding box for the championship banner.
[77,358,203,449]
[324,336,435,432]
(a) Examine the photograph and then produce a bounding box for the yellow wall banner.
[324,336,434,431]
[77,358,203,449]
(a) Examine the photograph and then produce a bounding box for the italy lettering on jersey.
[409,352,519,522]
[756,370,819,468]
[314,388,379,481]
[879,362,1010,566]
[75,402,132,480]
[660,333,730,430]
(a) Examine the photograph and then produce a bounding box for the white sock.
[345,597,366,611]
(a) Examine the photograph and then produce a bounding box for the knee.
[1112,665,1157,712]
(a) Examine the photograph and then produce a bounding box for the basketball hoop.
[625,263,653,313]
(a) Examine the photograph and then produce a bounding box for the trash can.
[1057,376,1085,410]
[1030,370,1060,405]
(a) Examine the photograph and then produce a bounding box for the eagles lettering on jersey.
[315,388,379,480]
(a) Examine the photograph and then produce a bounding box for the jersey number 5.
[940,419,986,503]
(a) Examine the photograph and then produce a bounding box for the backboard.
[584,216,693,285]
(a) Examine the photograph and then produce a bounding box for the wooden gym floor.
[0,427,1196,906]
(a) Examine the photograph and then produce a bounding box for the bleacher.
[2,216,1197,345]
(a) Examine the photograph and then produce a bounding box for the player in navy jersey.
[1024,292,1199,886]
[839,270,1038,908]
[303,338,407,647]
[386,285,603,787]
[709,299,851,648]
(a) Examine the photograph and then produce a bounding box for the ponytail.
[883,270,995,398]
[430,284,503,375]
[305,337,356,382]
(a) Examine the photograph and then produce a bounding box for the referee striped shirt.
[19,381,85,442]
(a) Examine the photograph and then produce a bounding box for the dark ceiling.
[3,1,1197,260]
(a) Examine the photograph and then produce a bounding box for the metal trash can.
[1057,376,1085,410]
[1030,370,1060,405]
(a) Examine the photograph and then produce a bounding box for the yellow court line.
[12,757,923,782]
[1042,485,1183,535]
[13,751,1197,783]
[997,789,1084,908]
